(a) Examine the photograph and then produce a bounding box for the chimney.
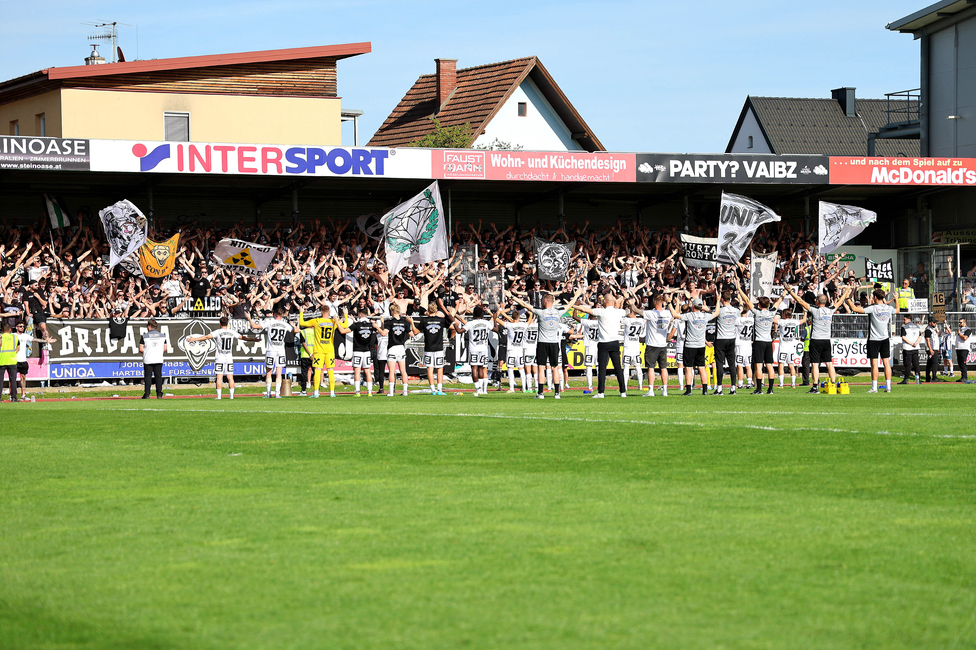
[435,59,458,111]
[85,43,106,65]
[831,87,856,117]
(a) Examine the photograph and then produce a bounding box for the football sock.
[355,380,361,393]
[275,377,282,396]
[791,375,796,387]
[586,367,593,390]
[266,381,272,396]
[546,368,553,390]
[779,375,785,387]
[327,369,335,394]
[678,372,685,389]
[437,382,442,393]
[367,381,373,394]
[886,379,891,391]
[508,369,516,391]
[313,368,322,390]
[229,388,234,398]
[872,380,878,390]
[768,378,774,390]
[216,388,222,399]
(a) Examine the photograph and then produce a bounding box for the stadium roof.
[887,0,976,33]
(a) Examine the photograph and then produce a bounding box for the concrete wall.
[56,89,342,145]
[473,76,584,151]
[0,90,62,136]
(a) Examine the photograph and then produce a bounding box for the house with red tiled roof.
[368,57,603,152]
[0,42,370,145]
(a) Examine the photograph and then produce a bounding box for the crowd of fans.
[0,210,969,334]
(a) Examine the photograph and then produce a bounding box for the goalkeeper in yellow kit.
[298,306,350,398]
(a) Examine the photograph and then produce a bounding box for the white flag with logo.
[381,181,449,278]
[213,238,279,277]
[717,192,781,264]
[818,201,877,255]
[751,250,778,298]
[99,199,148,270]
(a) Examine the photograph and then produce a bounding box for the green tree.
[406,118,474,148]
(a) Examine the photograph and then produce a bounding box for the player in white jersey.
[574,314,600,394]
[621,310,645,393]
[642,293,674,397]
[187,316,260,399]
[672,304,687,390]
[784,284,851,394]
[847,288,898,393]
[247,306,299,398]
[453,306,497,396]
[735,312,754,389]
[524,318,539,391]
[775,309,803,388]
[736,276,784,395]
[501,313,529,392]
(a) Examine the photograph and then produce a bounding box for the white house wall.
[728,106,772,153]
[473,76,584,151]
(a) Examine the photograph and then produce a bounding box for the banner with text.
[830,157,976,186]
[1,136,90,171]
[679,234,720,268]
[433,149,635,183]
[636,153,828,184]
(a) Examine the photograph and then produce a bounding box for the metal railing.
[884,89,920,128]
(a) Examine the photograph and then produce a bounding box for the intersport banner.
[432,149,635,183]
[830,156,976,186]
[636,153,829,183]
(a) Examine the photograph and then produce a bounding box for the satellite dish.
[117,47,126,62]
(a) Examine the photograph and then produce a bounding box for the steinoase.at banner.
[99,199,149,270]
[213,238,279,277]
[381,180,448,278]
[717,192,782,264]
[533,238,575,280]
[679,234,720,268]
[818,201,877,254]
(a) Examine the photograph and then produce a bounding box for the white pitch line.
[107,407,975,439]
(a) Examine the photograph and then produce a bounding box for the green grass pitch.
[1,385,975,649]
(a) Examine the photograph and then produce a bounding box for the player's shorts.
[867,339,891,360]
[352,351,373,368]
[536,342,560,368]
[704,346,715,366]
[506,349,524,368]
[214,361,235,375]
[644,346,668,369]
[622,347,641,366]
[675,348,684,365]
[312,346,335,369]
[424,351,446,368]
[683,346,706,368]
[584,347,597,368]
[16,361,29,376]
[777,343,799,365]
[387,345,406,362]
[752,341,774,365]
[809,339,832,364]
[265,353,287,371]
[523,349,537,366]
[736,344,752,366]
[469,351,490,367]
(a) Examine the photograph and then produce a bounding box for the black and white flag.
[866,258,894,283]
[717,192,781,264]
[679,234,720,268]
[99,199,148,270]
[381,181,449,278]
[533,238,575,281]
[818,201,876,255]
[751,250,778,298]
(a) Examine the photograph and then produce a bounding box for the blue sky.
[1,0,928,152]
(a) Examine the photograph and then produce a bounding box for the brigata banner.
[636,153,828,183]
[48,317,296,379]
[830,156,976,186]
[0,136,90,171]
[432,149,635,183]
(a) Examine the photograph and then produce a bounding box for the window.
[36,113,46,137]
[9,120,18,136]
[747,135,754,149]
[164,112,190,141]
[517,102,527,117]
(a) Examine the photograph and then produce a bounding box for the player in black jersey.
[409,302,454,395]
[379,303,412,396]
[349,308,380,396]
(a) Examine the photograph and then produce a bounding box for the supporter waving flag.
[818,201,876,255]
[717,192,781,264]
[213,238,279,277]
[381,181,448,278]
[99,199,148,270]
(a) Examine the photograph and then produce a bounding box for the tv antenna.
[83,21,135,63]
